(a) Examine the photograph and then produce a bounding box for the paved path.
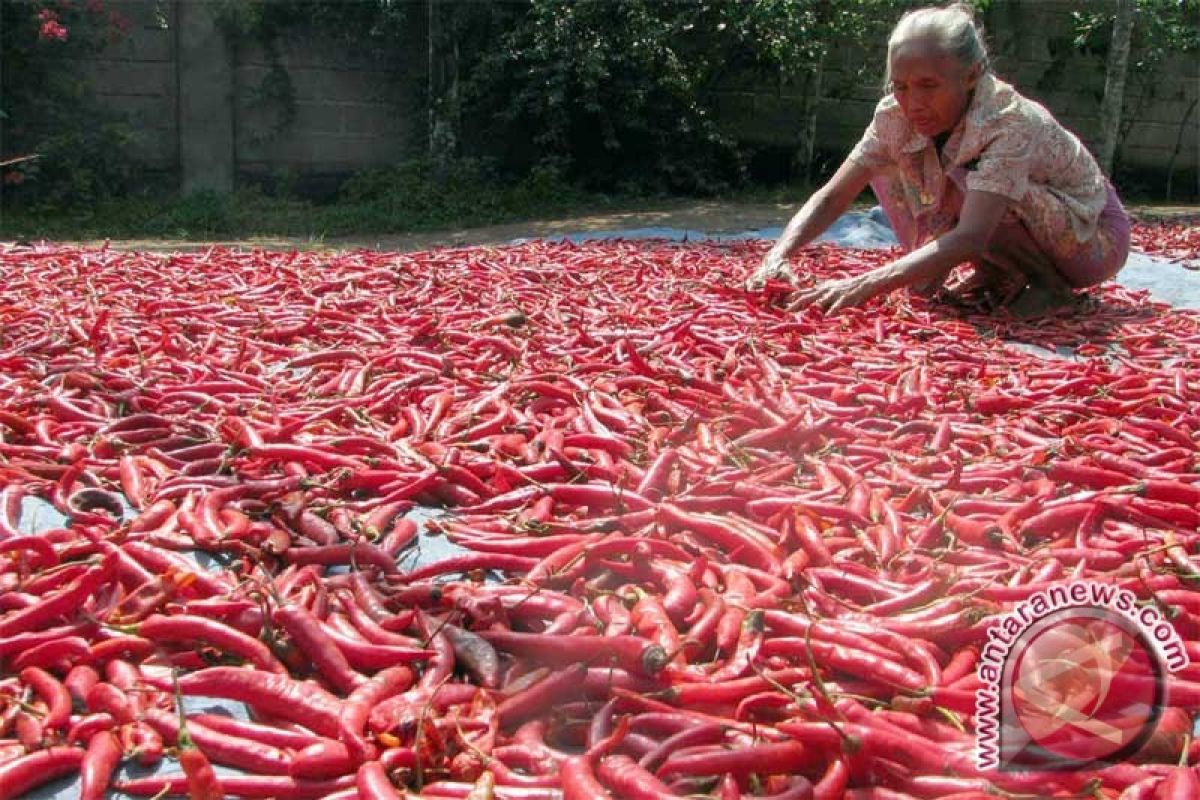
[63,200,1200,254]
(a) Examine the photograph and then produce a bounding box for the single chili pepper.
[0,534,58,569]
[191,713,322,751]
[285,541,400,573]
[20,666,73,732]
[560,754,614,800]
[272,603,366,694]
[339,665,414,762]
[498,662,588,731]
[15,710,44,750]
[398,552,539,583]
[175,666,344,738]
[63,663,101,705]
[79,729,123,800]
[442,621,502,688]
[12,634,91,671]
[596,754,680,800]
[67,712,116,744]
[85,681,137,725]
[132,613,287,673]
[356,761,404,800]
[656,740,815,780]
[290,738,360,780]
[0,745,86,800]
[334,590,417,646]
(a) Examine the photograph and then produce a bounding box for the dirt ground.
[77,199,1200,254]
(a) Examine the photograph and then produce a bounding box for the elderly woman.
[749,2,1130,316]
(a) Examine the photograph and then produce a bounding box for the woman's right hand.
[746,251,796,291]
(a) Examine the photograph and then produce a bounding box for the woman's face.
[889,39,980,138]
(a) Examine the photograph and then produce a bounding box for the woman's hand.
[745,251,796,291]
[788,273,882,313]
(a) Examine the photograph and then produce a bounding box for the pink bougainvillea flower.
[40,20,69,41]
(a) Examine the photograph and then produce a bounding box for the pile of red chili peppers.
[0,225,1198,800]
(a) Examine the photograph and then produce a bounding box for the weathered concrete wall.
[234,23,426,183]
[75,0,426,193]
[178,1,233,192]
[70,0,1197,195]
[82,0,178,172]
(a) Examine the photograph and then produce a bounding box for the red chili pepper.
[441,621,501,689]
[658,502,781,574]
[0,553,115,639]
[560,755,613,800]
[596,754,679,799]
[85,681,136,725]
[498,662,588,731]
[271,603,366,694]
[356,761,404,800]
[284,541,400,574]
[290,738,359,780]
[142,707,291,775]
[133,613,287,673]
[12,634,91,671]
[0,746,86,800]
[398,552,539,583]
[79,729,123,800]
[20,665,73,732]
[63,710,115,745]
[175,666,344,738]
[339,665,414,762]
[191,713,322,752]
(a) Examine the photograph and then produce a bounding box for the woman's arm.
[746,157,874,289]
[790,188,1012,313]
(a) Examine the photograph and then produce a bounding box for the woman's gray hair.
[884,2,990,89]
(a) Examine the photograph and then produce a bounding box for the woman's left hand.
[787,274,881,313]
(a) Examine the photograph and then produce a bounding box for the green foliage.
[337,157,596,229]
[142,190,241,237]
[1072,0,1200,60]
[0,158,613,241]
[1,0,141,209]
[461,1,901,195]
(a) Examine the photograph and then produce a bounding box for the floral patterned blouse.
[847,73,1112,264]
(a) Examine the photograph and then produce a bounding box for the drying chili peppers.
[0,228,1198,798]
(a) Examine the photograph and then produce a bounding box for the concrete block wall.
[234,24,426,180]
[80,0,178,169]
[62,0,1197,194]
